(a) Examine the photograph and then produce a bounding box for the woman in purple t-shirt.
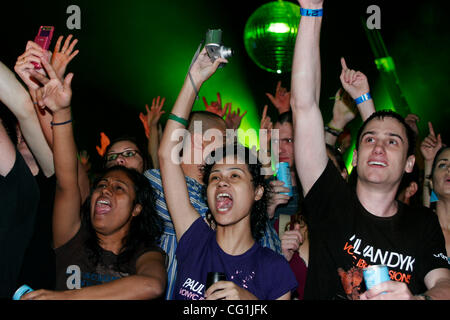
[158,49,296,300]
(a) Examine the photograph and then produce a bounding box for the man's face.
[273,122,294,169]
[353,117,415,187]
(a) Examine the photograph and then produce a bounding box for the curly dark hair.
[81,165,163,273]
[201,144,271,241]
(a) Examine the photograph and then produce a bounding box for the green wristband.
[168,113,189,127]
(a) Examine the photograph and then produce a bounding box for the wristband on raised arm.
[300,8,323,17]
[168,113,189,127]
[354,92,372,105]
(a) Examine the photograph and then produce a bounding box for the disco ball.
[243,1,301,74]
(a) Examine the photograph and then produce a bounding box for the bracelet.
[51,119,72,126]
[168,113,189,127]
[355,92,372,105]
[300,8,323,17]
[188,71,200,100]
[327,123,343,133]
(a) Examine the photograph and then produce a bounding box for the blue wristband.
[300,8,323,17]
[354,92,372,105]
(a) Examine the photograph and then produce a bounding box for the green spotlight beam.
[362,18,410,116]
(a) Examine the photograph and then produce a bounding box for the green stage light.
[375,56,396,73]
[243,0,301,74]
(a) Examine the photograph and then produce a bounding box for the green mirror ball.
[243,1,301,74]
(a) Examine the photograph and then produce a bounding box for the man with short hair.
[291,0,450,300]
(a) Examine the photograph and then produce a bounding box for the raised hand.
[79,149,91,172]
[339,57,370,100]
[260,104,273,144]
[95,132,110,157]
[404,113,420,136]
[31,55,73,113]
[420,122,443,162]
[202,92,229,117]
[224,103,247,129]
[14,41,49,90]
[330,88,357,128]
[139,96,166,138]
[51,34,79,80]
[189,47,227,87]
[265,81,291,114]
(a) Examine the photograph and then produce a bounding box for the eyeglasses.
[105,150,141,162]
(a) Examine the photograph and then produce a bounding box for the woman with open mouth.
[19,56,166,300]
[158,46,297,300]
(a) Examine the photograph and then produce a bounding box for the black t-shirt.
[55,223,166,290]
[17,171,56,290]
[303,160,449,300]
[0,150,40,298]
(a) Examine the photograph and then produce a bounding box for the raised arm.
[32,56,80,248]
[420,122,442,208]
[15,38,89,202]
[339,57,375,121]
[0,117,16,177]
[324,88,356,146]
[158,48,226,241]
[265,81,291,114]
[290,0,327,196]
[139,97,165,169]
[0,60,54,177]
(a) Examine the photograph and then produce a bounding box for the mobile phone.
[32,26,54,69]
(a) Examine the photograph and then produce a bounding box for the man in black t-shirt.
[290,0,450,300]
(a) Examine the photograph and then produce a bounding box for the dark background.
[1,0,448,169]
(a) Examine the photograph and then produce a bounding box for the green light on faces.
[344,76,396,175]
[267,22,291,33]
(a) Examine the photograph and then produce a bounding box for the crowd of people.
[0,0,449,300]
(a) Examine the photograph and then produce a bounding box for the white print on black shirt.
[345,235,415,272]
[433,253,450,265]
[339,234,417,299]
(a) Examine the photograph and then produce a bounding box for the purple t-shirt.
[174,217,297,300]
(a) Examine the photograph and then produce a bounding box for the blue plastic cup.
[12,284,34,300]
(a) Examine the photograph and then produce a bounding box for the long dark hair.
[81,165,163,272]
[202,144,271,240]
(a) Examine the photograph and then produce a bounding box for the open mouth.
[216,193,233,212]
[368,161,387,168]
[95,198,112,214]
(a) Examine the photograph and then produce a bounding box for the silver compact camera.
[205,29,232,66]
